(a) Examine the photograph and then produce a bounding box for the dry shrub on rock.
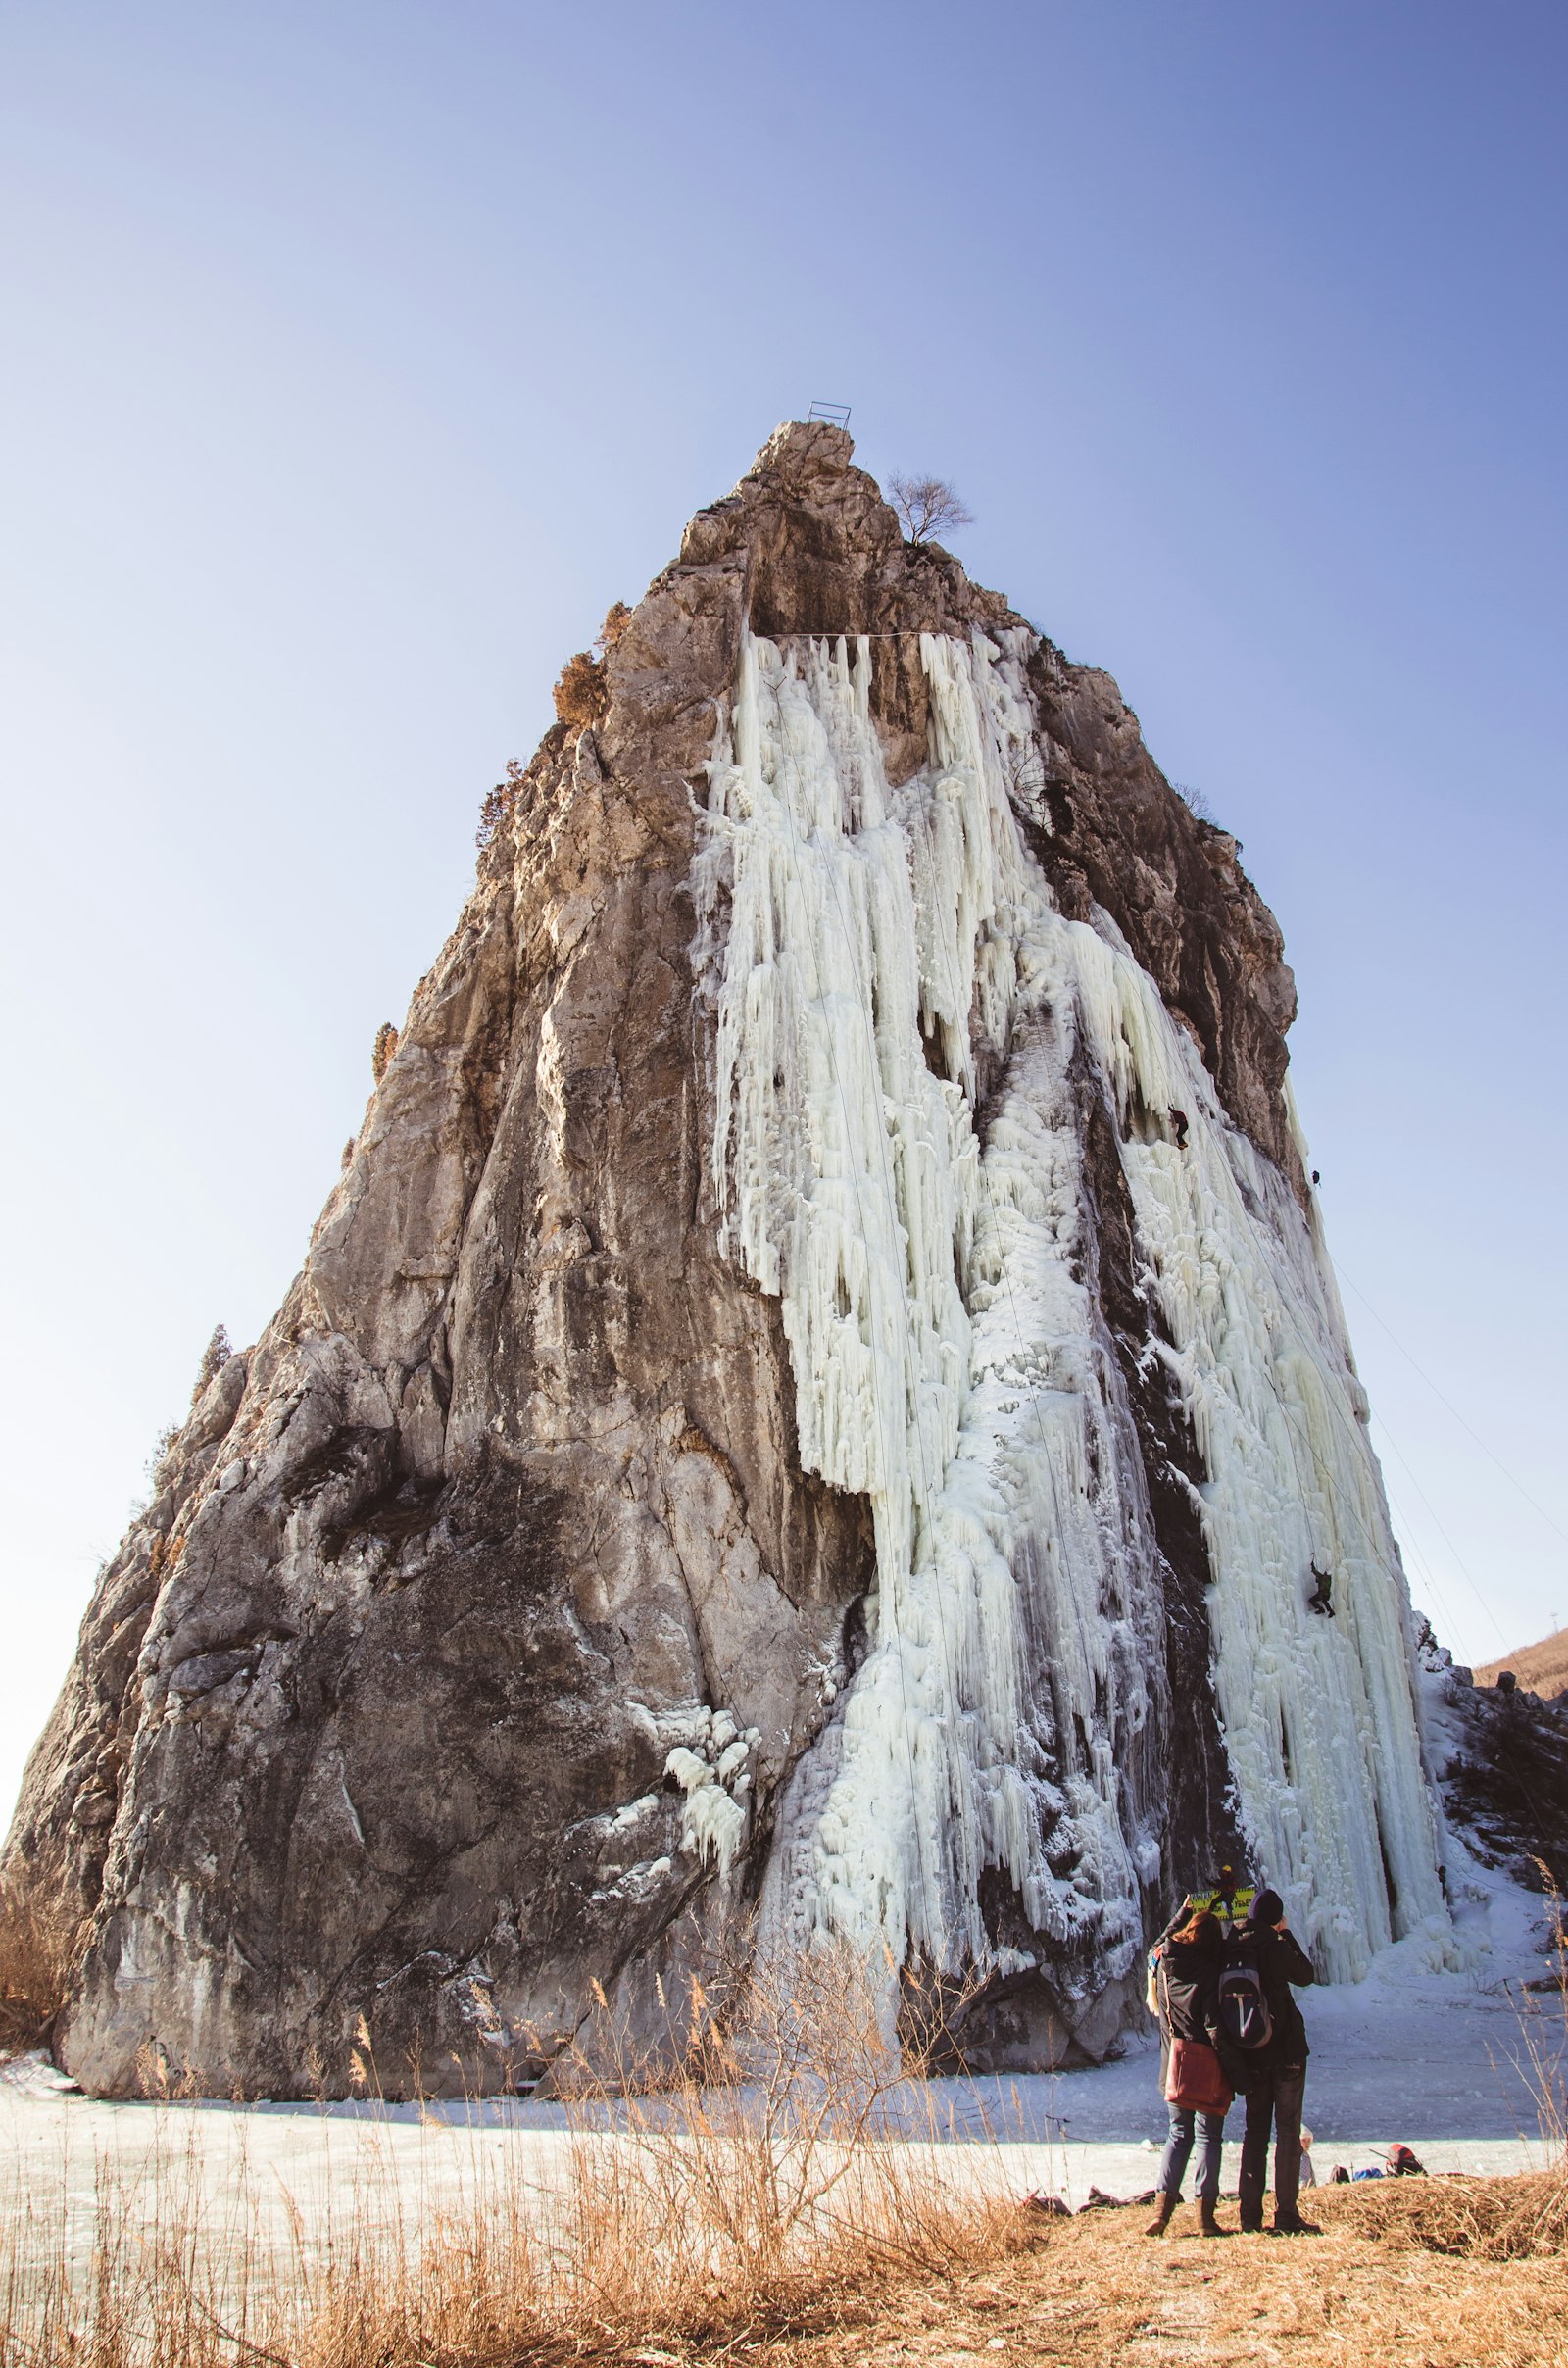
[552,605,630,733]
[595,599,632,654]
[189,1326,230,1406]
[553,649,608,729]
[0,1879,82,2056]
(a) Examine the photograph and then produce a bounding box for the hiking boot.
[1144,2195,1177,2238]
[1271,2216,1321,2236]
[1198,2199,1223,2237]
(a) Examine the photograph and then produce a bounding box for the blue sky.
[2,0,1564,1819]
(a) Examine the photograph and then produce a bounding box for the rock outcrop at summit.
[5,424,1446,2097]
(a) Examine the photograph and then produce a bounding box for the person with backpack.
[1145,1908,1240,2238]
[1230,1888,1317,2236]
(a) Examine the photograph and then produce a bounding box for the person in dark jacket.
[1235,1888,1318,2235]
[1147,1909,1236,2238]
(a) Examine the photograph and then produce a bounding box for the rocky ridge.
[6,424,1417,2097]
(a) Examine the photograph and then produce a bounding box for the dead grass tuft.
[1316,2166,1568,2261]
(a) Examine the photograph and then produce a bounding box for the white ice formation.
[663,1705,759,1877]
[696,625,1444,1993]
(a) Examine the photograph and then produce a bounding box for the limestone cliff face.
[5,425,1444,2097]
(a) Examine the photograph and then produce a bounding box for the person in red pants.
[1235,1889,1318,2234]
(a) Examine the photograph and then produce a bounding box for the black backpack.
[1217,1940,1273,2050]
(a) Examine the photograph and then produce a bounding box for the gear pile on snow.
[3,424,1446,2097]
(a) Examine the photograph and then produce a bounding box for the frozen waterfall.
[696,624,1444,1991]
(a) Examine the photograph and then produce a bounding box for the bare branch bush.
[0,1879,84,2057]
[1494,1860,1568,2249]
[888,472,974,545]
[1003,744,1049,814]
[145,1420,182,1481]
[1515,1861,1568,2158]
[1171,779,1215,825]
[476,755,526,854]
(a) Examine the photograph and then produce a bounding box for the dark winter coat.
[1158,1939,1225,2048]
[1242,1924,1316,2067]
[1155,1940,1248,2095]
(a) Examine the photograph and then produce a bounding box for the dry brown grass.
[1477,1625,1568,1700]
[1339,2167,1568,2260]
[0,1948,1021,2366]
[758,2182,1568,2368]
[14,2153,1562,2368]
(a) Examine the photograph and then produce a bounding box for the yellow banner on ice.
[1187,1885,1256,1921]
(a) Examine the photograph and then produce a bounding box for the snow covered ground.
[912,1848,1563,2153]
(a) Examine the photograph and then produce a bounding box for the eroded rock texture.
[5,424,1438,2096]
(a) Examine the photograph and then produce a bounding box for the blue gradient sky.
[3,1,1564,1819]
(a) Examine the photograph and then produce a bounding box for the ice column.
[697,630,1152,1977]
[1059,920,1444,1976]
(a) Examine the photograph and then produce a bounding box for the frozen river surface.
[3,1855,1562,2234]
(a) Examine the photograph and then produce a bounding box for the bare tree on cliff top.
[888,472,974,545]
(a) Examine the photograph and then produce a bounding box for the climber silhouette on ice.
[1170,1108,1190,1149]
[1308,1563,1336,1617]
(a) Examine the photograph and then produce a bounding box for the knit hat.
[1248,1887,1284,1927]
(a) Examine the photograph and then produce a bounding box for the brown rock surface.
[5,423,1340,2097]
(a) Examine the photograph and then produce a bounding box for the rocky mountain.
[1475,1626,1568,1703]
[1417,1626,1568,1896]
[4,422,1446,2097]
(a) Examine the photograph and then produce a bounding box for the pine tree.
[191,1324,232,1406]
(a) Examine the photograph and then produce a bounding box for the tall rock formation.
[4,424,1446,2096]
